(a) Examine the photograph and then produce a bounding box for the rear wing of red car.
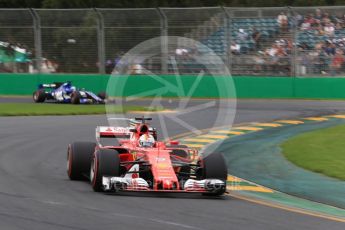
[96,126,132,139]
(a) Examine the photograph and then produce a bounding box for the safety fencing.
[1,7,345,77]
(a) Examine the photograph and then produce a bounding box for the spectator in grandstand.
[297,47,311,75]
[4,41,15,58]
[292,11,304,27]
[321,12,332,26]
[111,52,127,74]
[277,12,288,32]
[130,63,144,75]
[264,43,285,73]
[230,41,241,55]
[309,46,328,74]
[300,18,312,30]
[276,42,288,58]
[285,39,293,55]
[278,12,288,28]
[237,28,248,40]
[175,48,189,56]
[330,49,345,76]
[315,24,325,35]
[41,58,58,73]
[252,27,261,50]
[340,38,345,50]
[324,22,335,36]
[252,53,266,74]
[324,40,336,55]
[315,42,324,50]
[105,59,114,74]
[265,43,278,58]
[335,22,343,30]
[315,8,323,21]
[306,14,317,25]
[298,42,311,50]
[336,14,345,28]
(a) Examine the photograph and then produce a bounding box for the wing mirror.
[169,140,179,145]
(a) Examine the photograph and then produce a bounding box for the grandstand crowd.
[228,8,345,76]
[294,9,345,75]
[3,6,345,76]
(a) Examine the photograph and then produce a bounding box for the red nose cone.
[162,180,173,189]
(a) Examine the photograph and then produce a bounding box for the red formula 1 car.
[67,117,227,195]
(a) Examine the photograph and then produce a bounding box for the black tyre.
[200,152,227,180]
[198,152,227,195]
[97,92,107,100]
[67,142,96,180]
[71,91,81,104]
[90,149,120,192]
[33,90,46,103]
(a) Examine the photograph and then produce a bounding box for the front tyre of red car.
[33,90,46,103]
[67,142,96,180]
[197,152,228,196]
[90,149,120,192]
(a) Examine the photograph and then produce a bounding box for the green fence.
[0,74,109,96]
[1,74,345,99]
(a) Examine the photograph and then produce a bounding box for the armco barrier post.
[95,8,106,74]
[288,6,297,77]
[29,8,42,73]
[157,8,168,75]
[222,7,231,74]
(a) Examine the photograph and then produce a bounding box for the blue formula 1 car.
[33,82,106,104]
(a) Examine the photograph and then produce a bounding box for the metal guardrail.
[0,6,345,76]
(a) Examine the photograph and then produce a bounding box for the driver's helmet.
[139,133,155,147]
[64,84,76,94]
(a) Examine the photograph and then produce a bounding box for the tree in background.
[0,0,342,8]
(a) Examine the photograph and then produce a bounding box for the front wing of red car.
[102,176,226,194]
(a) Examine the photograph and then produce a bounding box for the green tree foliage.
[0,0,341,8]
[0,0,41,8]
[290,0,328,6]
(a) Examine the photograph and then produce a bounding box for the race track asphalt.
[0,99,345,230]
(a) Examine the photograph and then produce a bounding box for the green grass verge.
[0,103,163,116]
[281,124,345,180]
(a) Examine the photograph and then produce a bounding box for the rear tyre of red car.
[71,91,81,104]
[90,149,120,192]
[67,142,96,180]
[33,90,46,103]
[198,152,227,196]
